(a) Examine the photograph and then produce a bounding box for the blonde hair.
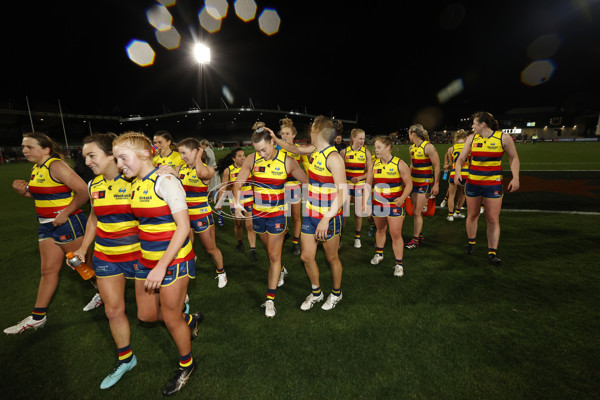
[453,129,467,144]
[199,139,212,149]
[409,124,429,141]
[113,131,152,159]
[279,118,297,136]
[350,128,365,146]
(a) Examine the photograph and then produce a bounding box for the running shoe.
[354,238,362,248]
[465,244,475,255]
[235,242,244,253]
[163,361,197,396]
[83,293,103,311]
[446,215,454,222]
[100,355,138,389]
[370,254,384,265]
[250,249,258,262]
[292,243,300,256]
[262,300,276,318]
[300,292,324,311]
[393,264,404,277]
[488,254,501,266]
[4,315,46,335]
[405,238,420,249]
[216,272,228,288]
[440,199,447,208]
[190,312,203,340]
[453,212,465,219]
[321,293,343,310]
[277,267,288,287]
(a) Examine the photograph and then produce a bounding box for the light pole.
[193,43,211,108]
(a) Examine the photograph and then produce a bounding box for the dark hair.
[83,132,118,155]
[154,130,174,149]
[216,147,244,174]
[251,121,271,143]
[472,111,499,131]
[23,132,63,159]
[178,137,201,151]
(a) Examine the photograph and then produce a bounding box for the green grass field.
[1,142,599,399]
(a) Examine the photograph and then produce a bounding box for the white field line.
[436,206,600,216]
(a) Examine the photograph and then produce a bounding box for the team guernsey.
[449,142,470,181]
[89,174,140,262]
[344,145,367,187]
[306,146,343,219]
[130,169,194,268]
[468,131,504,186]
[251,150,288,218]
[152,150,185,169]
[409,141,433,187]
[228,164,253,209]
[372,156,405,217]
[28,157,83,220]
[179,164,212,221]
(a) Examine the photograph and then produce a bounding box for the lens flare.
[235,0,257,22]
[146,4,173,31]
[205,0,228,20]
[199,6,222,33]
[126,40,155,67]
[156,27,181,50]
[258,8,281,35]
[521,60,556,86]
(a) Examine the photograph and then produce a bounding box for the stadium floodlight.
[194,43,211,64]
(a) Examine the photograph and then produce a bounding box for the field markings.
[436,206,600,216]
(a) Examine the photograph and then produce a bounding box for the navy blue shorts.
[411,184,431,195]
[190,214,214,233]
[93,256,137,278]
[253,214,287,235]
[38,213,87,244]
[465,183,503,199]
[372,204,406,218]
[301,214,343,241]
[134,259,196,287]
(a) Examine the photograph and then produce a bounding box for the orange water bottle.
[65,252,95,280]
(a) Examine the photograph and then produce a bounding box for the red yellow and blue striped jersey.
[152,150,185,169]
[89,174,140,263]
[228,164,253,207]
[306,146,342,218]
[28,157,83,220]
[410,141,433,186]
[130,169,194,268]
[468,131,504,186]
[252,150,288,217]
[344,145,368,184]
[373,156,405,208]
[279,144,303,187]
[179,164,212,220]
[449,142,470,180]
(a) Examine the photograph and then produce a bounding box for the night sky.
[4,0,600,132]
